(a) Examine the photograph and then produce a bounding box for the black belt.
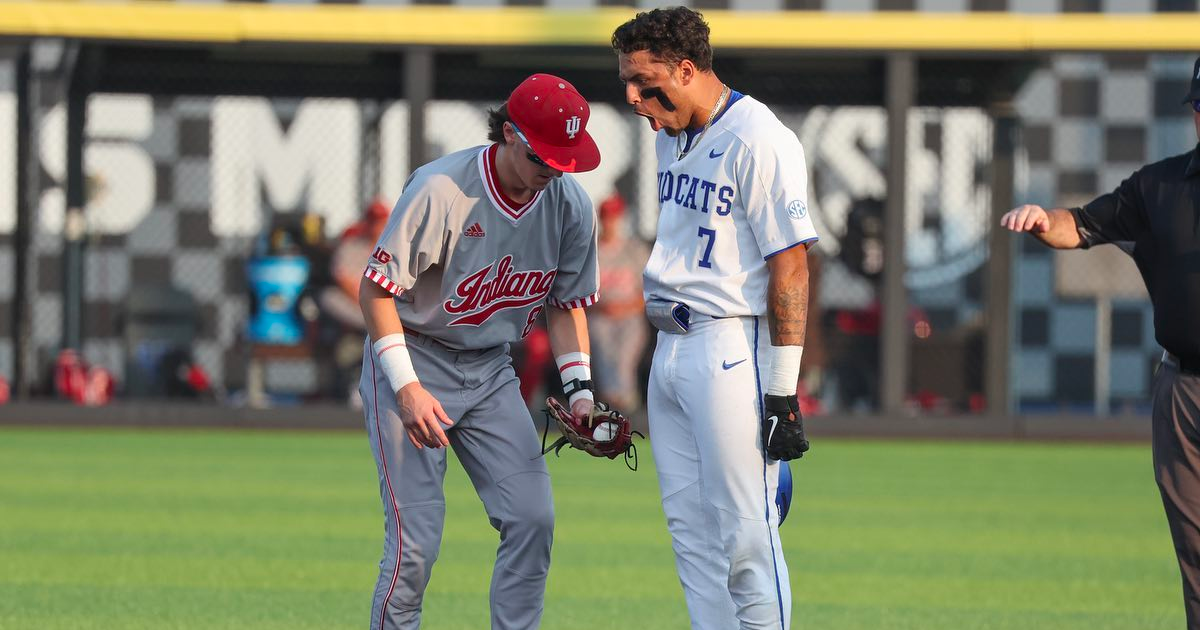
[1165,352,1200,376]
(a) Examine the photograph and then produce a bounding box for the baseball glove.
[540,397,643,470]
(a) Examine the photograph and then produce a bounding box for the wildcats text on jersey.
[658,171,734,216]
[443,255,557,327]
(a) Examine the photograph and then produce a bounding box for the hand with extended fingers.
[396,383,455,449]
[1000,204,1052,234]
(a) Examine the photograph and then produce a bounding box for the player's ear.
[502,121,518,145]
[677,59,697,86]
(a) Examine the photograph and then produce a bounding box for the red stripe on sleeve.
[548,292,599,310]
[364,268,402,296]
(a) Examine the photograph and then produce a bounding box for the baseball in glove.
[540,397,643,470]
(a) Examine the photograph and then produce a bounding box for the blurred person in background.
[589,192,651,412]
[319,198,391,404]
[1002,54,1200,629]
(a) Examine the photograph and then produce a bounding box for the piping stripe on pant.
[752,316,787,630]
[369,350,403,630]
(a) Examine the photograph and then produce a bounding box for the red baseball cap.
[506,74,601,173]
[366,197,390,220]
[598,193,626,219]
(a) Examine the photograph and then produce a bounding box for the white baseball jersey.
[643,93,818,316]
[364,144,599,351]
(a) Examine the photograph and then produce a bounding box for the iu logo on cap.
[565,116,581,140]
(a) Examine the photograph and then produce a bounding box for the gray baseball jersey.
[364,144,599,350]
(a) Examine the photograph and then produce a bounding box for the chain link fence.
[0,50,1001,414]
[0,42,1189,416]
[1010,52,1195,414]
[766,105,994,415]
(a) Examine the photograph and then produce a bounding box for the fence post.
[881,52,914,417]
[986,104,1017,423]
[12,45,33,398]
[61,43,87,354]
[405,46,433,173]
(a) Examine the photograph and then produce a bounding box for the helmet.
[776,461,793,526]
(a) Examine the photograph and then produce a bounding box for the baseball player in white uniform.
[357,74,603,630]
[613,8,817,630]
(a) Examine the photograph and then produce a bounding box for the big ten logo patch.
[372,247,392,264]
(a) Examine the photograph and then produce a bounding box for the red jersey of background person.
[341,198,391,241]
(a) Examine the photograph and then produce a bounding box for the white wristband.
[555,351,594,406]
[767,345,804,396]
[373,333,419,394]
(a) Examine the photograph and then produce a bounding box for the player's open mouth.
[634,110,662,131]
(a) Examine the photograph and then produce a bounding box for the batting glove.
[762,394,810,461]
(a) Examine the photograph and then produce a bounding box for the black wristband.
[764,394,799,416]
[563,378,594,398]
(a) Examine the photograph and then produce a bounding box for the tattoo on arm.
[770,281,808,347]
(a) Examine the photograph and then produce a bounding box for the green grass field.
[0,427,1183,630]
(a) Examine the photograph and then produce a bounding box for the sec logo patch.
[787,200,807,220]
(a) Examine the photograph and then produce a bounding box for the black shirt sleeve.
[1070,168,1150,249]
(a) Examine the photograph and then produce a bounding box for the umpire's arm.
[1000,205,1084,249]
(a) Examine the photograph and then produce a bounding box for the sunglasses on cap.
[508,123,553,169]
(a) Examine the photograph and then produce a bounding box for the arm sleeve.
[547,187,600,309]
[362,172,447,295]
[738,128,820,260]
[1070,168,1150,249]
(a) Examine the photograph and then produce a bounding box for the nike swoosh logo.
[766,416,779,447]
[722,359,746,370]
[708,149,725,159]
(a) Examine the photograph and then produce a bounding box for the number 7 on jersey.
[697,227,716,269]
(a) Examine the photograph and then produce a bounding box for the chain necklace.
[676,84,731,160]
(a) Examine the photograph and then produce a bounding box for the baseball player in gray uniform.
[357,73,602,630]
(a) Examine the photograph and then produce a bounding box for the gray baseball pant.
[361,332,554,630]
[1153,360,1200,629]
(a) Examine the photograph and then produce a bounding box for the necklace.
[676,84,731,160]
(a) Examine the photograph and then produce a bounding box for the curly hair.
[485,104,510,144]
[611,7,713,72]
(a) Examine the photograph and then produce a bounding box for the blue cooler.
[247,256,310,345]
